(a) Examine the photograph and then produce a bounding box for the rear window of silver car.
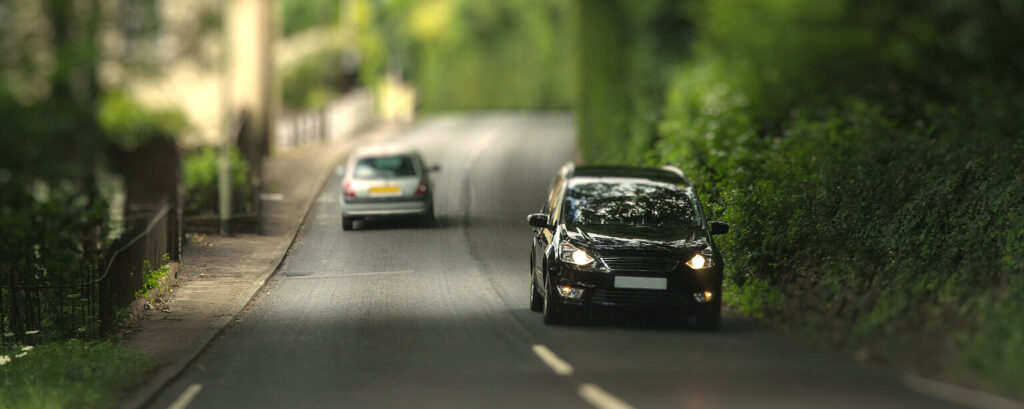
[353,156,418,179]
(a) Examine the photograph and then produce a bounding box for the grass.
[0,340,152,409]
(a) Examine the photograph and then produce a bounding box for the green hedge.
[579,0,1024,395]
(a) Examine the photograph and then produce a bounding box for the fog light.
[559,286,584,299]
[694,291,714,303]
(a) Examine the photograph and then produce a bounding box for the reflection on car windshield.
[562,178,700,227]
[353,156,417,179]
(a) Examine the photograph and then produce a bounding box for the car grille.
[591,289,689,307]
[602,257,679,273]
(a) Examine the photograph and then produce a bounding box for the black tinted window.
[562,178,700,227]
[353,156,418,179]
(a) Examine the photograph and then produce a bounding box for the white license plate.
[614,276,667,290]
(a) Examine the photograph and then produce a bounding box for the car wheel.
[542,276,564,325]
[342,216,354,231]
[529,276,543,312]
[695,298,721,330]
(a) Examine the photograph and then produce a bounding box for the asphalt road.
[148,114,970,409]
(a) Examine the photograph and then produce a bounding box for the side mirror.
[428,164,441,172]
[527,213,549,229]
[710,221,730,235]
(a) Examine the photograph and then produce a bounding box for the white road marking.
[167,383,203,409]
[283,270,415,280]
[532,344,574,376]
[904,375,1024,409]
[578,383,636,409]
[466,130,501,167]
[259,193,285,201]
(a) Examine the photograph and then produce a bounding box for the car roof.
[350,144,421,159]
[567,165,690,185]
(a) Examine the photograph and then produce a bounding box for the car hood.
[564,224,709,254]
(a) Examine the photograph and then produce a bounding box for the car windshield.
[562,178,701,227]
[353,155,417,179]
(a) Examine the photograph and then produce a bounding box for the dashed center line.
[167,383,202,409]
[532,344,574,376]
[579,383,637,409]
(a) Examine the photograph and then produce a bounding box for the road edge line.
[165,384,202,409]
[903,375,1024,409]
[119,126,397,409]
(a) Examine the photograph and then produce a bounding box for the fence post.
[99,266,112,335]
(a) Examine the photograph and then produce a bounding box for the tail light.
[415,178,429,195]
[343,181,356,197]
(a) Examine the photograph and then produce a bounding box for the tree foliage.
[279,0,340,37]
[348,0,577,111]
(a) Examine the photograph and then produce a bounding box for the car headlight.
[559,241,595,265]
[686,248,715,269]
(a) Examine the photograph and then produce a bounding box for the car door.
[533,176,564,291]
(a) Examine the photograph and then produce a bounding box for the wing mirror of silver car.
[710,221,730,235]
[527,213,549,228]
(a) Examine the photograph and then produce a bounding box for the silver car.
[338,145,439,230]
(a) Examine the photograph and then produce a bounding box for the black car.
[527,163,730,328]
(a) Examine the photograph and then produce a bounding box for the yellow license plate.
[369,186,401,195]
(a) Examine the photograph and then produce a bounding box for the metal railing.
[0,204,173,345]
[274,90,374,153]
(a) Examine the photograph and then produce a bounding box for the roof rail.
[660,165,692,186]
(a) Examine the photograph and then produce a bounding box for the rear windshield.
[352,156,418,179]
[562,178,701,227]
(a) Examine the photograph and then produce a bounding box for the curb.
[120,134,369,409]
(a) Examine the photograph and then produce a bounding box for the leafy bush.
[281,48,358,111]
[134,255,171,299]
[98,90,188,151]
[182,146,252,215]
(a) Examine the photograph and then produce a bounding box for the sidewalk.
[120,124,398,409]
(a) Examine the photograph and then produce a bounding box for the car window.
[352,156,418,179]
[562,178,701,227]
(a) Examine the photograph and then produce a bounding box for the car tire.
[695,299,721,330]
[422,206,435,227]
[529,276,543,312]
[342,216,354,231]
[542,276,564,325]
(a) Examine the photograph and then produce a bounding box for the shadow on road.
[348,216,445,231]
[535,309,754,334]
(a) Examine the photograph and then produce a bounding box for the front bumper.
[550,266,721,311]
[340,195,432,217]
